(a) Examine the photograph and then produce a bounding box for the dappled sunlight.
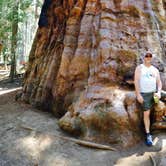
[42,155,73,166]
[17,134,75,166]
[112,89,126,115]
[162,139,166,149]
[153,135,166,150]
[16,134,53,158]
[114,135,166,165]
[153,136,159,146]
[0,87,22,96]
[115,152,153,166]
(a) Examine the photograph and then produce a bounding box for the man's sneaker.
[146,134,153,146]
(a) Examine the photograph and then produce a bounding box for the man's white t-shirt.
[139,64,158,93]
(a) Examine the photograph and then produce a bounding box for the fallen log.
[19,125,34,131]
[19,125,117,151]
[57,136,117,151]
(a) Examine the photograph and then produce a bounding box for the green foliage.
[20,0,32,10]
[0,0,42,65]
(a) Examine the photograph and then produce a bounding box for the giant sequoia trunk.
[21,0,166,147]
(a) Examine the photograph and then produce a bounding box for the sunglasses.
[145,54,152,58]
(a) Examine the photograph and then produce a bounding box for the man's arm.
[134,66,143,103]
[156,69,162,98]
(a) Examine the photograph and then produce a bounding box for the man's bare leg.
[144,109,153,146]
[144,110,150,133]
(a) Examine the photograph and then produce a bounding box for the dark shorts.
[141,92,154,111]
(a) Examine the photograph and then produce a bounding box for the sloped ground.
[0,79,166,166]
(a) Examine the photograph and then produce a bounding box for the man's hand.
[154,92,161,99]
[137,94,144,104]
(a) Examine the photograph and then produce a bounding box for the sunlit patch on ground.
[0,87,22,95]
[162,139,166,148]
[152,135,166,150]
[16,135,53,158]
[41,155,73,166]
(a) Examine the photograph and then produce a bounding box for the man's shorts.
[140,92,154,111]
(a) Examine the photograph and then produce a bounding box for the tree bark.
[21,0,166,147]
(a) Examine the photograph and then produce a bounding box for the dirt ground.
[0,77,166,166]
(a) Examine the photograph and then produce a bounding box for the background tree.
[0,0,42,80]
[9,0,19,81]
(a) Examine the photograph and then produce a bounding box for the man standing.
[134,51,162,146]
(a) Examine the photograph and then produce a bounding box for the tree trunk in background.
[10,0,19,82]
[34,0,39,23]
[0,42,2,53]
[21,0,166,147]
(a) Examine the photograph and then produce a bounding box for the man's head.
[142,51,153,66]
[143,51,153,59]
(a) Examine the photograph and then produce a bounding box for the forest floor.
[0,75,166,166]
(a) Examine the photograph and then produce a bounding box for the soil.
[0,77,166,166]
